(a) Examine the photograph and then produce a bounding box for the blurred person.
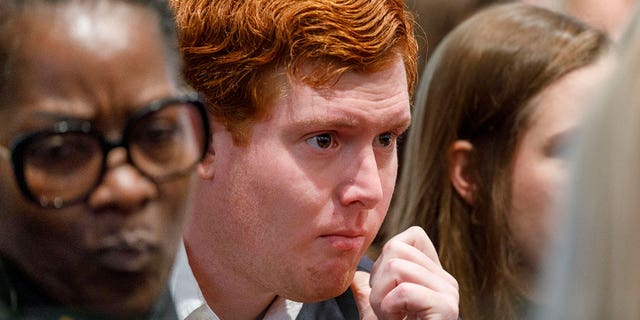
[532,10,640,320]
[169,0,459,319]
[561,0,636,39]
[525,0,637,39]
[0,0,210,318]
[383,3,611,320]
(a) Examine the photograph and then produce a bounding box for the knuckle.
[382,238,401,253]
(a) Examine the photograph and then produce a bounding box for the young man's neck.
[185,243,276,320]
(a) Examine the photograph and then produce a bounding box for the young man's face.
[187,57,411,302]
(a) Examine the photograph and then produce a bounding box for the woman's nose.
[87,147,157,212]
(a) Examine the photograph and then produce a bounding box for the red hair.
[172,0,417,143]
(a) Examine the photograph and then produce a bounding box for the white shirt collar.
[170,241,303,320]
[170,242,219,320]
[263,296,304,320]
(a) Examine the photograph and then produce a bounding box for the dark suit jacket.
[296,256,373,320]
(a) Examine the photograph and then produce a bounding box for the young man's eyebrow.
[291,117,361,129]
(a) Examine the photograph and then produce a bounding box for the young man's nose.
[337,147,384,210]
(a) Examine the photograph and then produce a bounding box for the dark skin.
[0,2,192,317]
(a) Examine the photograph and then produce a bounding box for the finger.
[369,258,458,311]
[386,226,440,266]
[374,258,458,297]
[378,282,459,320]
[351,271,377,320]
[375,239,443,275]
[371,241,455,290]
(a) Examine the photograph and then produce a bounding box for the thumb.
[351,271,377,320]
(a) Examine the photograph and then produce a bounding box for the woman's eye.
[374,132,394,148]
[141,121,180,145]
[25,133,98,171]
[305,133,335,150]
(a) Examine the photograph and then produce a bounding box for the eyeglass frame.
[0,92,211,209]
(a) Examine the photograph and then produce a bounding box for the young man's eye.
[374,132,394,148]
[305,133,335,150]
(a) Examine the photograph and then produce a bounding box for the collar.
[170,242,216,319]
[263,297,303,320]
[170,242,303,320]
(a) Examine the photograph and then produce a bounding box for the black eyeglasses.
[0,93,211,209]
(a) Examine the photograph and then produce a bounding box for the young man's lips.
[321,234,366,251]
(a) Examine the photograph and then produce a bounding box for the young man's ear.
[198,136,215,180]
[448,140,476,204]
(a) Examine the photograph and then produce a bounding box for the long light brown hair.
[384,3,609,320]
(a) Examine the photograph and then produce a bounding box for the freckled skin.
[186,57,411,319]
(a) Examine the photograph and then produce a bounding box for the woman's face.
[509,58,612,281]
[0,1,194,316]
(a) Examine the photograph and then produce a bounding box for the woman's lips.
[97,244,153,272]
[93,235,158,273]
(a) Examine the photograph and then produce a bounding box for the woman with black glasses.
[0,0,210,319]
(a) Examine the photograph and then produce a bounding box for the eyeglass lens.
[18,101,207,208]
[23,132,103,207]
[129,102,207,180]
